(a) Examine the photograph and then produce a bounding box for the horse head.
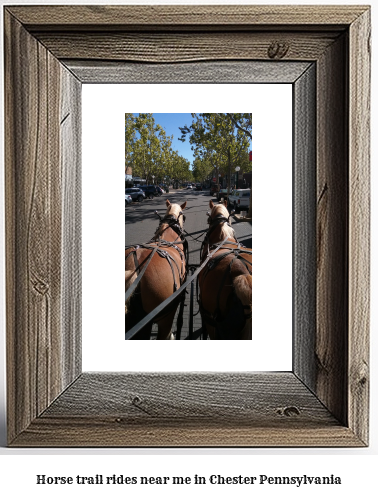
[205,200,235,244]
[165,199,187,228]
[208,200,230,223]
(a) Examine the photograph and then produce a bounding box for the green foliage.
[125,113,252,187]
[125,113,136,173]
[226,113,252,139]
[125,113,191,184]
[192,156,212,182]
[179,113,252,186]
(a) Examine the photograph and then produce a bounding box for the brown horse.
[125,199,188,340]
[198,200,252,340]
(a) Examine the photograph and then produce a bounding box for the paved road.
[125,188,252,339]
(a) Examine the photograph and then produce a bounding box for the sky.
[135,113,195,167]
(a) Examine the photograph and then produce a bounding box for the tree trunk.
[216,166,220,192]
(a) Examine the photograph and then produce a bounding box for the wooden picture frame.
[4,5,370,447]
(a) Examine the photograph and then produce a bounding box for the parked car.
[139,185,162,198]
[186,184,193,189]
[161,184,170,193]
[216,188,229,201]
[227,189,251,212]
[125,187,146,202]
[156,186,165,195]
[195,184,202,191]
[125,194,132,206]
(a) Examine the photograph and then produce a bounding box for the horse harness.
[198,214,252,333]
[125,211,189,303]
[200,213,251,276]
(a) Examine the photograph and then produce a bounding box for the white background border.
[82,83,292,371]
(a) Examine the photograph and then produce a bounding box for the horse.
[125,199,188,340]
[198,200,252,340]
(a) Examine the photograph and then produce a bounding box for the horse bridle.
[155,210,186,239]
[207,212,230,226]
[200,211,235,257]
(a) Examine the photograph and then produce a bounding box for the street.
[125,188,252,339]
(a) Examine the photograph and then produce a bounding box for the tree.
[192,156,212,183]
[226,113,252,139]
[151,131,173,183]
[131,113,172,184]
[179,113,251,194]
[226,113,252,217]
[125,113,136,178]
[125,114,214,188]
[170,150,192,185]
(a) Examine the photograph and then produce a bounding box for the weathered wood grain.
[4,11,81,444]
[12,419,364,448]
[36,32,338,63]
[6,5,367,30]
[5,12,61,442]
[41,373,335,422]
[11,373,364,447]
[348,8,371,445]
[65,60,311,84]
[60,67,82,388]
[316,33,349,426]
[293,64,317,391]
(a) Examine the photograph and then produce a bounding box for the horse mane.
[154,223,170,238]
[219,223,235,240]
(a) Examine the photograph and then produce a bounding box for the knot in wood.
[359,376,367,387]
[130,394,153,415]
[132,395,142,406]
[277,406,300,417]
[268,42,289,59]
[33,280,49,295]
[354,361,368,389]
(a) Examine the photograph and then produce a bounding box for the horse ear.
[223,201,228,207]
[180,201,187,210]
[209,200,214,209]
[166,199,171,207]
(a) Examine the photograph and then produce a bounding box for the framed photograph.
[4,5,370,446]
[82,84,290,368]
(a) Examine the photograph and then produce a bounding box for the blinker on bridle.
[206,209,235,226]
[155,210,186,224]
[154,210,186,241]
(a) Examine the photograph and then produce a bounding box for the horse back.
[126,245,185,314]
[199,248,251,339]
